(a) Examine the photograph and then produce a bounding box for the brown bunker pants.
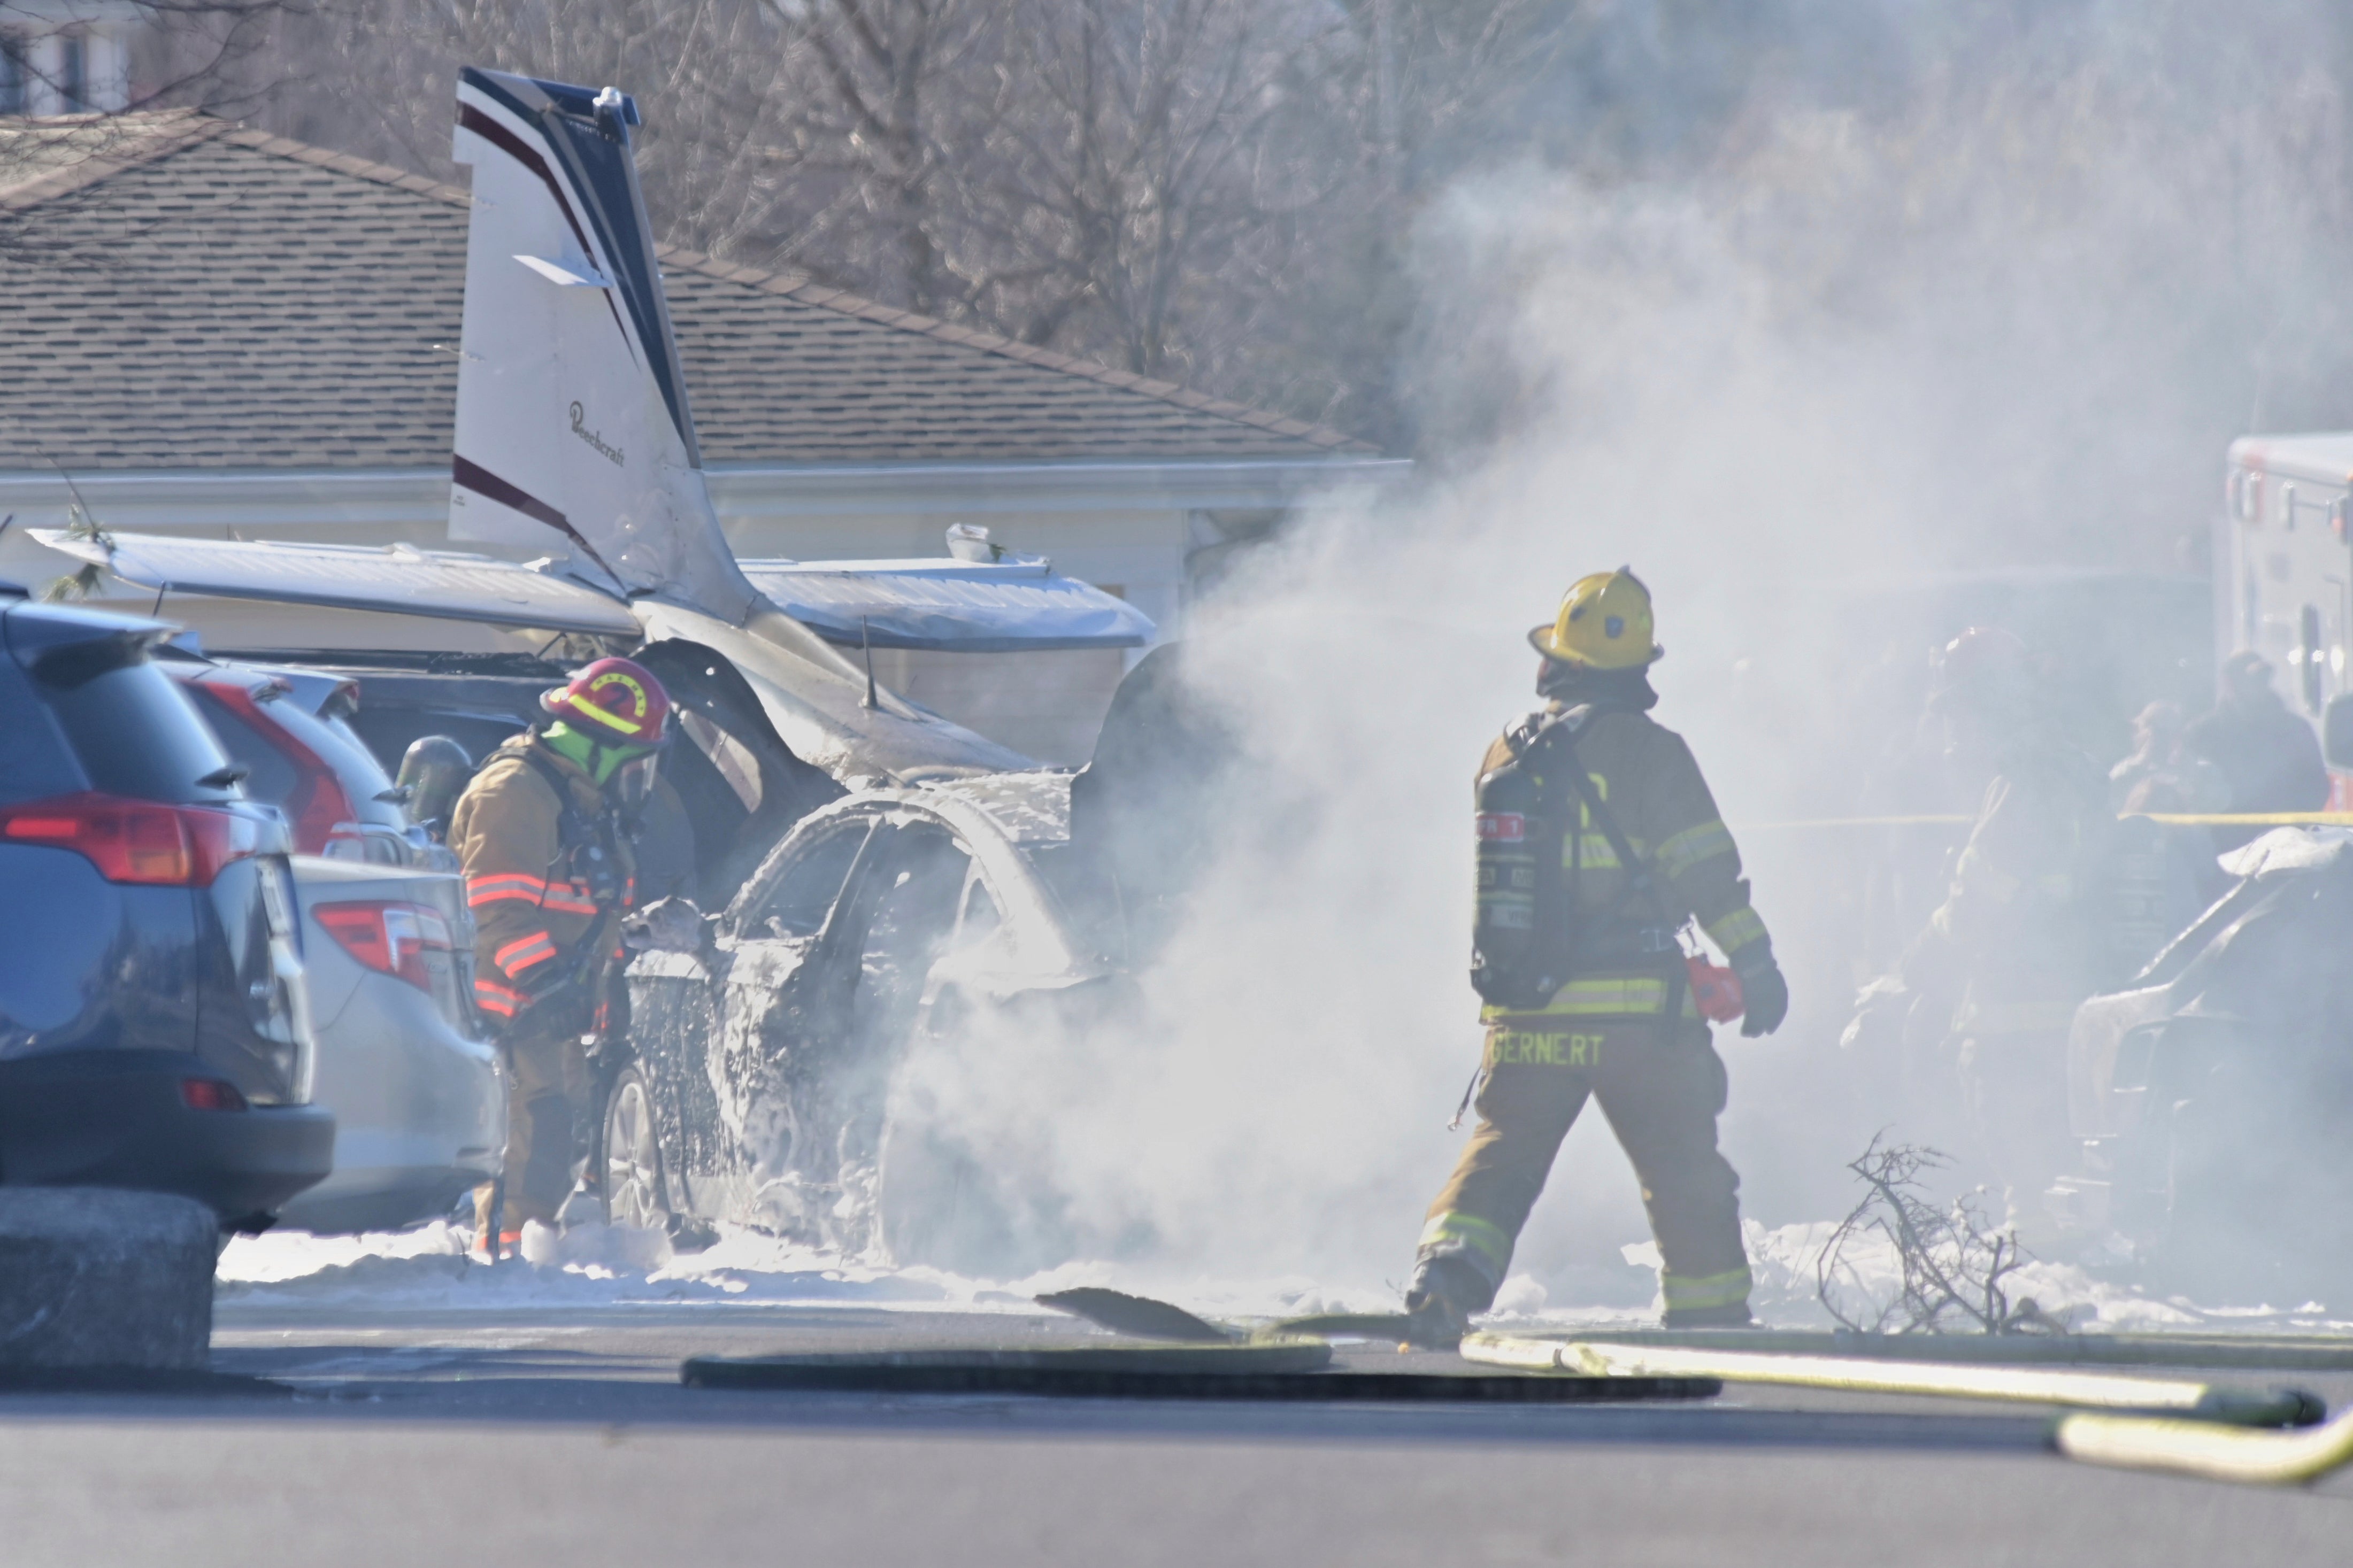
[1419,1016,1753,1317]
[475,1026,589,1233]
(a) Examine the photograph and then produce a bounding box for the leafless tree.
[1333,0,1581,195]
[1,2,316,263]
[0,0,299,121]
[249,0,808,255]
[743,0,996,316]
[964,0,1356,377]
[250,0,1387,410]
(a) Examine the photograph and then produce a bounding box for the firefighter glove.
[1732,945,1789,1037]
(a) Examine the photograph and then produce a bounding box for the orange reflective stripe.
[494,931,558,977]
[473,978,520,1017]
[468,872,550,907]
[537,882,599,916]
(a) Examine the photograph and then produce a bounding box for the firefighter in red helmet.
[449,658,678,1251]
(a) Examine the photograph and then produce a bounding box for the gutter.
[0,455,1411,532]
[701,457,1412,517]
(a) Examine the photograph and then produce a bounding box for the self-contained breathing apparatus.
[518,745,638,994]
[1471,705,1722,1018]
[514,745,644,1148]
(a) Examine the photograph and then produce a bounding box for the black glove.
[1733,947,1789,1038]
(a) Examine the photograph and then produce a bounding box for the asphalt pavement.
[0,1297,2343,1565]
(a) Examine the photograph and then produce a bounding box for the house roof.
[0,112,1373,474]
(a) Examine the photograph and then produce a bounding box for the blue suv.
[0,597,334,1229]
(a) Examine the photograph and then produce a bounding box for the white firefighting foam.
[216,1222,2353,1335]
[214,1222,1410,1321]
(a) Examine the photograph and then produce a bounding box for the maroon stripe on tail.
[452,454,566,532]
[451,455,629,591]
[457,101,635,356]
[458,102,594,267]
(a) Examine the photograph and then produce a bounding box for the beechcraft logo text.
[570,401,625,466]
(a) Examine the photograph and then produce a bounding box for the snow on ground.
[219,1222,1035,1315]
[216,1222,1408,1323]
[1491,1219,2353,1337]
[219,1216,2353,1334]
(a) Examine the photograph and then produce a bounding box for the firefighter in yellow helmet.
[1405,569,1788,1342]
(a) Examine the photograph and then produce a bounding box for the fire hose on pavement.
[2053,1404,2353,1485]
[1458,1334,2325,1428]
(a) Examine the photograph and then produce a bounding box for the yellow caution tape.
[1736,812,2353,831]
[2137,812,2353,827]
[1735,816,1973,830]
[1459,1335,2316,1425]
[2056,1405,2353,1485]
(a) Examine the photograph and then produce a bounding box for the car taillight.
[180,1077,249,1112]
[197,680,359,856]
[314,900,452,992]
[0,793,262,886]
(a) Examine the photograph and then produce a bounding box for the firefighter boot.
[1403,1253,1494,1348]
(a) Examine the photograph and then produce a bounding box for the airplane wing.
[26,530,641,636]
[29,530,1158,656]
[738,559,1156,652]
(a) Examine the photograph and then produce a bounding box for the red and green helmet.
[540,656,673,748]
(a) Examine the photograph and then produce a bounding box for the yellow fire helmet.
[1528,568,1664,670]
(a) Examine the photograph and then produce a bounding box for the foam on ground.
[217,1217,2353,1334]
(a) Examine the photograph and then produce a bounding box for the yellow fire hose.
[2054,1404,2353,1485]
[1460,1335,2322,1427]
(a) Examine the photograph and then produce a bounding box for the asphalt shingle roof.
[0,113,1368,472]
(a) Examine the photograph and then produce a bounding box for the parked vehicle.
[166,655,503,1232]
[612,772,1131,1271]
[167,653,431,866]
[0,597,333,1225]
[2055,827,2353,1300]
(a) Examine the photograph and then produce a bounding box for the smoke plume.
[903,1,2353,1310]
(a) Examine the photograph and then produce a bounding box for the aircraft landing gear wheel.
[602,1067,672,1231]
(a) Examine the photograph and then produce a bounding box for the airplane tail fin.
[449,66,757,623]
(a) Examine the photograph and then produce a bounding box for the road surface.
[0,1293,2343,1565]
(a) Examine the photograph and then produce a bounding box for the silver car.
[172,655,504,1232]
[278,854,502,1231]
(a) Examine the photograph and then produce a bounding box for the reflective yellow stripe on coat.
[1480,976,1697,1021]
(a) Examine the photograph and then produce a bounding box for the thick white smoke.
[901,3,2353,1309]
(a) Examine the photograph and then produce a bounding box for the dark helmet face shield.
[611,747,663,808]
